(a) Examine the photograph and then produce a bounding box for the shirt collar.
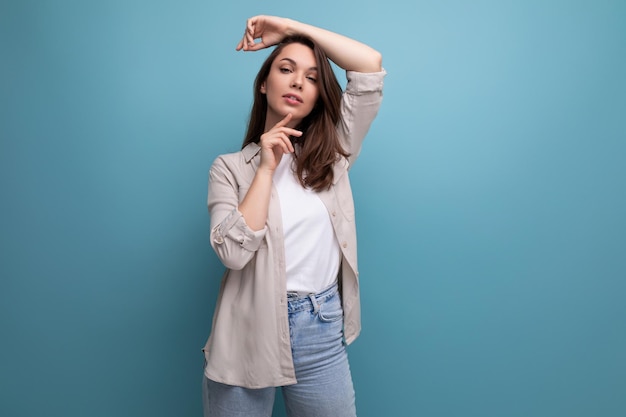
[242,142,261,163]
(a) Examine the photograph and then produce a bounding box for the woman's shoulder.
[209,143,261,182]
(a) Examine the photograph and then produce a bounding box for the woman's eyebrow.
[279,57,318,71]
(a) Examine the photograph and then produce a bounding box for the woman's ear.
[260,82,266,94]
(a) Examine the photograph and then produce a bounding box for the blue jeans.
[202,283,357,417]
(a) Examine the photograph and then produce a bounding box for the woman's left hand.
[236,15,293,52]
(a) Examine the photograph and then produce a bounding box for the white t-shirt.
[273,153,341,293]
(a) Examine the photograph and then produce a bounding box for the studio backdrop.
[1,0,625,416]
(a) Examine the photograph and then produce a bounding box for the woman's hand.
[236,15,293,52]
[258,113,301,172]
[237,113,300,231]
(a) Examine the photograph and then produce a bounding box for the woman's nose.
[291,75,303,89]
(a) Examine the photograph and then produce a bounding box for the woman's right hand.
[258,113,301,172]
[236,15,293,52]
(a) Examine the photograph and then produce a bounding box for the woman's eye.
[307,76,317,83]
[280,68,292,73]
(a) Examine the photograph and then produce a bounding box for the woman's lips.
[283,94,302,104]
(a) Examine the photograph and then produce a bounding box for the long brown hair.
[241,35,348,192]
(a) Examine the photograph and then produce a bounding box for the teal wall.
[1,1,625,416]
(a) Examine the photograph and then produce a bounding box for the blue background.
[1,0,625,416]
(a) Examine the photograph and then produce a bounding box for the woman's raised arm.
[236,15,382,73]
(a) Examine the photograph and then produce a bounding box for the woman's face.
[261,42,320,130]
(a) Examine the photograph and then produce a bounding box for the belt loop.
[308,293,320,314]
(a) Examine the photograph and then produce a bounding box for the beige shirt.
[203,69,386,389]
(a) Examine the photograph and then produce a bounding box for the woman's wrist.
[283,18,299,38]
[256,164,277,178]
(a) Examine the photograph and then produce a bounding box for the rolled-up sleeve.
[337,69,386,167]
[208,157,267,270]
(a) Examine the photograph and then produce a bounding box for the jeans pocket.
[318,299,344,323]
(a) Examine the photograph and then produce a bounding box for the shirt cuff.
[345,68,386,95]
[213,209,267,251]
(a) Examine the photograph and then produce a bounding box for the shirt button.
[342,241,348,248]
[214,235,224,244]
[331,211,336,217]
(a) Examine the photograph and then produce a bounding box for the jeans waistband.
[287,282,338,314]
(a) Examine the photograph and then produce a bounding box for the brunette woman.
[202,15,385,417]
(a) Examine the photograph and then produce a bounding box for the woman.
[203,15,385,417]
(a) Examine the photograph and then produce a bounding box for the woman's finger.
[279,133,295,153]
[274,113,293,128]
[277,135,293,154]
[265,132,291,150]
[246,19,256,48]
[262,131,295,154]
[281,127,302,138]
[236,27,248,51]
